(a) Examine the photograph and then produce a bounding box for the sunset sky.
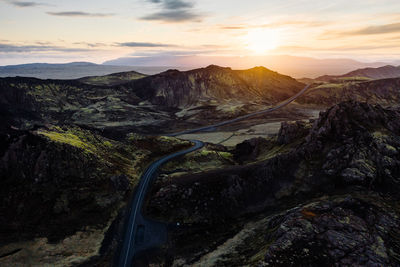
[1,0,400,65]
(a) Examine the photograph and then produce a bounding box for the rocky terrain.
[0,124,190,266]
[317,65,400,82]
[2,64,400,266]
[144,101,400,266]
[297,77,400,107]
[0,76,176,138]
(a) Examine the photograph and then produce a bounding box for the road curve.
[118,140,204,267]
[117,84,310,266]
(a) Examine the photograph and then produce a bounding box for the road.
[117,141,204,267]
[168,84,310,136]
[117,84,310,266]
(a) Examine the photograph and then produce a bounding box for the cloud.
[278,44,400,53]
[0,43,93,53]
[141,10,202,22]
[351,22,400,35]
[219,21,330,31]
[46,11,114,17]
[128,49,218,57]
[141,0,203,22]
[326,22,400,37]
[118,42,174,48]
[148,0,193,9]
[72,42,108,48]
[3,0,44,7]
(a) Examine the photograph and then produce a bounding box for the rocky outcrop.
[0,126,134,244]
[277,121,311,144]
[189,193,400,267]
[233,137,269,163]
[260,194,400,266]
[297,77,400,106]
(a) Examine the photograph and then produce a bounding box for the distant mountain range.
[0,62,172,80]
[103,55,391,78]
[316,65,400,81]
[1,55,394,80]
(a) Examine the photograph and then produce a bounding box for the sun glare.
[244,28,280,54]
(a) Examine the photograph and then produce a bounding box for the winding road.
[117,84,310,267]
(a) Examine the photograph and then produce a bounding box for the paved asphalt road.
[117,84,310,266]
[118,141,204,267]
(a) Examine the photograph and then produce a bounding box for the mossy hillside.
[37,126,139,180]
[297,77,400,106]
[160,144,235,177]
[79,71,146,86]
[0,125,195,252]
[0,77,154,136]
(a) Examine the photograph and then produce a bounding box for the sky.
[1,0,400,65]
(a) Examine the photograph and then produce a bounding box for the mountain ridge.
[316,65,400,81]
[103,55,390,78]
[124,64,305,108]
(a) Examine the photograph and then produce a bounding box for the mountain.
[125,65,305,108]
[104,55,389,78]
[79,70,147,86]
[298,77,400,106]
[317,65,400,81]
[0,62,171,79]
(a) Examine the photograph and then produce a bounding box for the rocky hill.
[0,125,190,266]
[79,70,146,86]
[297,77,400,107]
[124,65,305,108]
[317,65,400,82]
[0,76,176,138]
[144,101,400,266]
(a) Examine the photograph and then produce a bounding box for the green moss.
[314,83,344,90]
[199,149,232,159]
[200,149,214,156]
[103,141,113,148]
[38,130,96,153]
[337,76,371,82]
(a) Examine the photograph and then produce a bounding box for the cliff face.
[145,101,400,266]
[126,65,305,108]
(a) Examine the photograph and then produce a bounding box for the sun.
[244,28,280,54]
